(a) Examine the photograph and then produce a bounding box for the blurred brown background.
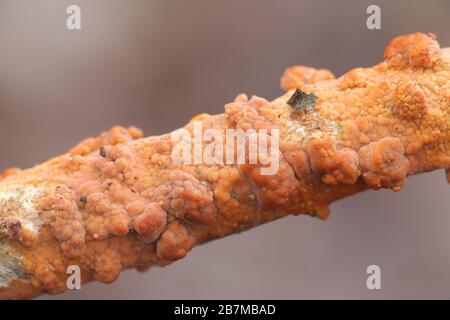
[0,0,449,299]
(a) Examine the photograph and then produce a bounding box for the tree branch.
[0,32,449,299]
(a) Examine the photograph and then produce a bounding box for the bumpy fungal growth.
[280,142,310,178]
[156,221,195,262]
[306,137,360,185]
[391,81,427,120]
[280,65,335,91]
[384,32,440,68]
[239,144,300,209]
[152,170,216,224]
[69,126,143,156]
[0,168,21,181]
[358,137,410,191]
[0,33,449,299]
[133,203,167,242]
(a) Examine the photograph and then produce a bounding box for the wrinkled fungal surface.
[0,33,449,299]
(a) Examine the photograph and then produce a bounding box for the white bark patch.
[0,186,42,235]
[0,186,42,286]
[0,246,25,287]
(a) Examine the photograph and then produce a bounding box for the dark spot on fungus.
[99,146,107,158]
[79,195,87,203]
[287,89,317,111]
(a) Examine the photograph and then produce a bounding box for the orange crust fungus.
[0,32,449,299]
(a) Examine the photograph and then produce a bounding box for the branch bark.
[0,32,449,299]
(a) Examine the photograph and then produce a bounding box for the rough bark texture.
[0,33,449,299]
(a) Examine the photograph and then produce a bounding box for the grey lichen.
[0,244,26,287]
[0,186,42,287]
